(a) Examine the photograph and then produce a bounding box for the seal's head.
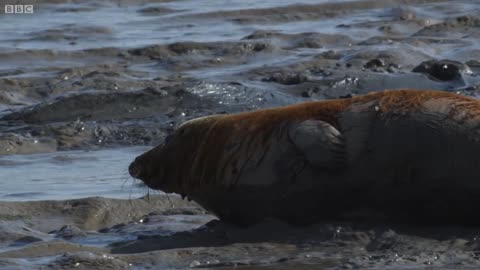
[128,115,224,193]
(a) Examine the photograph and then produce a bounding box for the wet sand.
[2,195,480,269]
[1,0,480,269]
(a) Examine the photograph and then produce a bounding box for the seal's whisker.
[128,179,136,201]
[121,174,139,200]
[165,192,174,208]
[120,174,131,191]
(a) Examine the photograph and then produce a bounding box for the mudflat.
[0,0,480,269]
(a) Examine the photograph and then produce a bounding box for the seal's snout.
[128,160,141,179]
[128,146,166,190]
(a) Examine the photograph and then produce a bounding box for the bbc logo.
[5,5,34,14]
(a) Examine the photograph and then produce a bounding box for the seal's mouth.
[128,142,175,192]
[128,154,164,190]
[128,161,141,179]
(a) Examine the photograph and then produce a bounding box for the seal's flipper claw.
[289,120,346,170]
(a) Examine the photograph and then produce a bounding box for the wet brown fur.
[180,89,480,190]
[131,89,480,192]
[129,89,480,225]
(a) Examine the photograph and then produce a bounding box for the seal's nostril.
[128,162,140,178]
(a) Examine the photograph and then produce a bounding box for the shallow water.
[0,0,353,52]
[0,147,148,201]
[0,0,480,269]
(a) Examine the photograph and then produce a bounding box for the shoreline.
[0,0,479,268]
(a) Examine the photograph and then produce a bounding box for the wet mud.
[1,0,480,268]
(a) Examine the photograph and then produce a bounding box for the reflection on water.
[0,0,478,268]
[0,147,150,201]
[0,0,358,51]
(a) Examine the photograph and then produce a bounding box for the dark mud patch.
[414,15,480,38]
[1,0,480,268]
[243,31,354,49]
[2,88,175,124]
[28,25,113,42]
[1,197,480,269]
[0,80,290,154]
[412,59,472,81]
[137,6,177,16]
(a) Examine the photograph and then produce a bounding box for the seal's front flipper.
[289,120,346,170]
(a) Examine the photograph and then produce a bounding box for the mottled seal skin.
[129,89,480,226]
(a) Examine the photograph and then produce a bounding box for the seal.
[129,89,480,226]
